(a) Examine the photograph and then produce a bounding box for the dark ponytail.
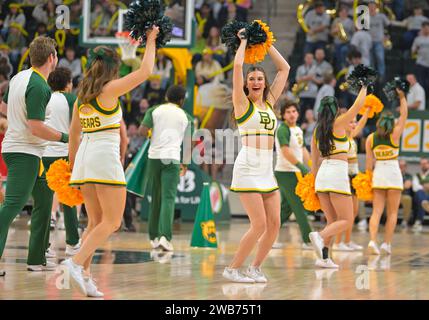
[315,96,339,157]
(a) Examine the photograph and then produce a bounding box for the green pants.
[42,157,80,248]
[275,171,312,244]
[147,158,180,241]
[0,153,51,265]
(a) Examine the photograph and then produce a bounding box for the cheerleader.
[309,85,367,268]
[366,89,408,255]
[333,108,369,251]
[62,27,159,297]
[223,28,290,283]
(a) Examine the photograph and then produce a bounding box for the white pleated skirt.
[315,159,351,195]
[372,160,403,190]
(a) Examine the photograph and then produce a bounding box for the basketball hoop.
[115,31,140,60]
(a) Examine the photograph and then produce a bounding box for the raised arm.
[335,85,367,128]
[267,46,290,106]
[350,107,370,138]
[68,101,82,169]
[103,26,159,98]
[392,89,408,142]
[365,133,375,172]
[232,28,249,118]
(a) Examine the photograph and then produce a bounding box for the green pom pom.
[125,0,173,48]
[383,77,410,101]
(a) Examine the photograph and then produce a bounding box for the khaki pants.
[401,194,412,223]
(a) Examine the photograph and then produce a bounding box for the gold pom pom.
[244,20,275,64]
[46,159,84,207]
[360,94,384,118]
[295,173,321,211]
[352,171,373,201]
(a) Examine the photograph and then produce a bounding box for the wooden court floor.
[1,216,429,300]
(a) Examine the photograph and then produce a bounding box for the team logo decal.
[201,220,217,244]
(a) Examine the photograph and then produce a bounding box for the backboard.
[80,0,195,48]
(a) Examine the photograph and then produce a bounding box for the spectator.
[58,47,82,87]
[391,6,429,50]
[331,5,354,70]
[206,26,227,66]
[350,26,372,67]
[421,177,429,215]
[153,51,173,89]
[195,48,224,85]
[235,0,252,22]
[198,2,217,39]
[368,0,390,82]
[304,1,331,54]
[405,73,426,110]
[313,72,336,116]
[32,0,57,31]
[313,48,333,87]
[295,52,318,121]
[411,158,429,231]
[127,122,145,157]
[276,80,296,108]
[212,0,229,27]
[301,109,317,151]
[399,160,413,228]
[412,22,429,96]
[1,3,26,40]
[6,23,27,73]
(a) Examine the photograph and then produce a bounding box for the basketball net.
[115,31,140,60]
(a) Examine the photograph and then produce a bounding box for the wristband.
[60,132,69,143]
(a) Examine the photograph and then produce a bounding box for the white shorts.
[315,159,351,195]
[372,160,403,190]
[70,131,126,187]
[230,145,278,193]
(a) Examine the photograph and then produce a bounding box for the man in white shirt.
[406,73,426,110]
[140,85,193,252]
[313,72,336,116]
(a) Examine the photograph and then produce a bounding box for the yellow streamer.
[200,105,215,129]
[81,56,87,74]
[297,3,309,33]
[55,29,66,56]
[107,11,119,34]
[18,48,30,73]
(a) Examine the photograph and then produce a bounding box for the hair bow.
[86,48,115,69]
[318,96,337,115]
[379,114,395,131]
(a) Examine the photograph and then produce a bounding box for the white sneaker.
[84,276,104,298]
[246,266,268,283]
[357,219,368,231]
[301,243,313,250]
[150,237,159,249]
[65,242,81,256]
[27,261,57,272]
[61,258,86,296]
[222,267,255,283]
[272,242,283,249]
[45,248,56,259]
[315,258,339,269]
[332,242,353,251]
[412,220,423,232]
[346,241,363,251]
[367,241,380,255]
[380,242,391,255]
[158,236,173,252]
[309,232,324,259]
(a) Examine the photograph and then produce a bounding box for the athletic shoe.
[412,220,423,232]
[380,242,391,255]
[27,261,57,272]
[0,270,5,277]
[332,242,353,251]
[315,258,339,269]
[158,236,174,252]
[246,266,268,283]
[367,241,380,255]
[422,200,429,213]
[61,258,86,296]
[357,219,368,231]
[302,243,313,250]
[346,241,363,251]
[150,238,159,249]
[66,241,81,256]
[222,267,255,283]
[309,232,324,259]
[271,242,283,249]
[45,248,56,259]
[124,224,136,232]
[84,276,104,298]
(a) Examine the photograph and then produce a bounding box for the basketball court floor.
[1,216,429,300]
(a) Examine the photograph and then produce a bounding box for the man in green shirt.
[0,36,67,276]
